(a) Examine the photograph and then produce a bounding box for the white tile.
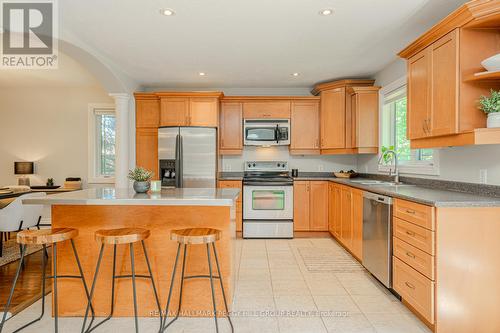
[274,295,318,312]
[313,295,361,313]
[277,317,327,333]
[351,295,401,314]
[272,279,310,296]
[321,313,376,333]
[230,316,279,333]
[364,313,430,333]
[233,295,275,312]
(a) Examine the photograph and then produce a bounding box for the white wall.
[357,59,500,185]
[222,146,357,172]
[0,81,113,187]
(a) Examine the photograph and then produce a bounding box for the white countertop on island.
[22,187,240,206]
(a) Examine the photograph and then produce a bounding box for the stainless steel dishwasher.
[362,192,393,288]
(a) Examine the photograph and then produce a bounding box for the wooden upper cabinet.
[408,48,431,140]
[160,97,189,126]
[293,181,310,231]
[243,101,291,119]
[320,88,346,149]
[290,100,320,154]
[399,4,500,149]
[313,79,377,154]
[430,30,458,137]
[135,97,159,128]
[348,86,380,153]
[309,181,329,231]
[189,97,219,127]
[136,128,159,179]
[219,102,243,154]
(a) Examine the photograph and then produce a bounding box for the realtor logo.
[1,0,58,69]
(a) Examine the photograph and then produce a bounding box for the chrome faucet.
[378,149,400,184]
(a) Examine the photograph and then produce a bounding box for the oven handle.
[243,181,293,186]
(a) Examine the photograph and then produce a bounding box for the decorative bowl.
[481,53,500,72]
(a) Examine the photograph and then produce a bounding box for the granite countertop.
[218,171,500,207]
[22,187,240,206]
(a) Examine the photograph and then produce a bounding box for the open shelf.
[464,70,500,82]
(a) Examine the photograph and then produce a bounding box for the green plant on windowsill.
[380,145,396,164]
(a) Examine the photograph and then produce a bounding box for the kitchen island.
[23,187,240,318]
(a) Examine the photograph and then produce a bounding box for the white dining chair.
[0,192,47,258]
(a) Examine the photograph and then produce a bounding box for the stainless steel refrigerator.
[158,127,217,188]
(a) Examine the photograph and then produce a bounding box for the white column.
[110,93,130,188]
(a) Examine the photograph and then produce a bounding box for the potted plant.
[479,89,500,128]
[128,167,154,193]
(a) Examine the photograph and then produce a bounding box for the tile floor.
[2,238,432,333]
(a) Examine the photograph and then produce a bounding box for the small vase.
[133,181,150,193]
[487,113,500,128]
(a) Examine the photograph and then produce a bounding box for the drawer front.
[394,217,435,255]
[393,257,435,324]
[394,198,435,230]
[393,237,435,280]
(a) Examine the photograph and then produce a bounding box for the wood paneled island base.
[51,204,234,318]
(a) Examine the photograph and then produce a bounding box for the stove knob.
[247,163,251,168]
[252,163,256,167]
[277,163,281,167]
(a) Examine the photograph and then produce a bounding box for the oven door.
[243,185,293,220]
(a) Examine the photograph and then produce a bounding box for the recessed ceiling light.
[199,72,206,76]
[160,8,175,16]
[291,72,300,77]
[319,8,334,16]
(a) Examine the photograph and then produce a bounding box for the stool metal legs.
[0,241,95,333]
[82,241,162,333]
[162,243,233,333]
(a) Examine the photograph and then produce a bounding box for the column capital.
[109,93,130,102]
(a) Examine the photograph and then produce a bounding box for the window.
[379,78,439,175]
[88,104,116,183]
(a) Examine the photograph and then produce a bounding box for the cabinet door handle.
[316,139,319,148]
[405,281,416,289]
[405,230,416,236]
[406,209,416,214]
[406,251,416,259]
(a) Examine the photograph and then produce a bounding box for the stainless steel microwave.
[243,119,290,146]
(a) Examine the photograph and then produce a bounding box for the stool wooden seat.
[95,227,150,245]
[170,228,221,245]
[17,227,78,245]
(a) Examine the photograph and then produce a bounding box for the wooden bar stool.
[0,228,95,333]
[161,228,233,333]
[81,228,162,333]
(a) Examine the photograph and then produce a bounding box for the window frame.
[88,103,116,184]
[378,77,440,176]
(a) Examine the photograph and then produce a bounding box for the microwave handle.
[275,124,279,143]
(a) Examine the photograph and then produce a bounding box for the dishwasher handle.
[363,191,393,204]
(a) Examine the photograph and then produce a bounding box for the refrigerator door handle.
[178,134,184,188]
[175,134,181,187]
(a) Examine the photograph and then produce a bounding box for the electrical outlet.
[480,169,487,184]
[318,164,324,171]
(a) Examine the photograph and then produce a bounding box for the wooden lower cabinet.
[293,181,328,231]
[136,128,159,179]
[393,257,435,324]
[351,189,363,260]
[217,180,242,232]
[328,183,363,261]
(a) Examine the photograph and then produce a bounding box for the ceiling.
[59,0,467,89]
